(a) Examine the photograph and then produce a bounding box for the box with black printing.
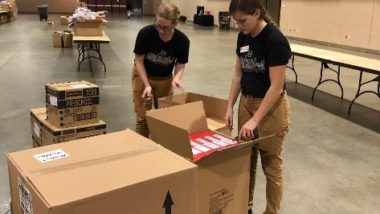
[45,81,99,127]
[31,107,106,146]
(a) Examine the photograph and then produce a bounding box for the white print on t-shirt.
[240,45,249,53]
[146,51,175,66]
[240,50,265,73]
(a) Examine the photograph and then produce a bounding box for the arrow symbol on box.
[163,191,174,214]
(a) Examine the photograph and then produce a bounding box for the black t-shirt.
[134,25,190,77]
[236,23,291,98]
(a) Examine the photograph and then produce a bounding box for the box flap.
[147,116,193,161]
[186,93,228,120]
[7,129,196,207]
[206,117,226,131]
[158,92,228,120]
[146,101,207,133]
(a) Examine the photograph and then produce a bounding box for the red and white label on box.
[189,130,238,162]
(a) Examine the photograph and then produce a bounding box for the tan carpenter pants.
[131,68,173,137]
[238,92,290,214]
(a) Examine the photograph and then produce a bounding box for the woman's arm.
[225,57,243,129]
[134,54,152,99]
[239,65,286,139]
[172,63,186,89]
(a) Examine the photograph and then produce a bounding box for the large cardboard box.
[74,19,103,36]
[8,129,197,214]
[31,107,106,146]
[45,81,99,128]
[146,101,254,214]
[158,92,231,136]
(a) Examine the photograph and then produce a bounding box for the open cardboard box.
[8,129,197,214]
[158,92,231,136]
[147,101,268,214]
[74,19,103,36]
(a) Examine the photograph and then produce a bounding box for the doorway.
[128,0,142,16]
[261,0,281,26]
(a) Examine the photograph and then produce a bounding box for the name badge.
[240,45,249,53]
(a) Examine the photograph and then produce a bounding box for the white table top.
[290,43,380,74]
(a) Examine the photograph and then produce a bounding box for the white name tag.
[240,45,249,53]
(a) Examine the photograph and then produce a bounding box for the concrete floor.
[0,14,379,213]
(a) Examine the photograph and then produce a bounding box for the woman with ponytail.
[224,0,291,213]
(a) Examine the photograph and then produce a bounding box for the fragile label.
[18,177,33,214]
[33,149,69,163]
[49,95,58,106]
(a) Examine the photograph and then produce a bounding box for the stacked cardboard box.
[8,129,197,214]
[146,101,265,214]
[31,80,105,147]
[45,80,99,127]
[31,108,106,147]
[158,92,231,136]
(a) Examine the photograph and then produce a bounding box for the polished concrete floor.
[0,14,379,213]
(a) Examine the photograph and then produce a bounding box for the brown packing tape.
[29,145,160,175]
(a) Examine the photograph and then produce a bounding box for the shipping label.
[33,149,69,163]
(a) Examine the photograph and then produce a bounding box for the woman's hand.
[142,86,152,99]
[224,107,234,130]
[172,77,184,89]
[238,117,258,140]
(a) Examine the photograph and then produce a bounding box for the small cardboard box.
[147,101,257,214]
[52,31,62,48]
[8,129,197,214]
[31,107,106,146]
[74,19,103,36]
[60,15,69,26]
[45,81,100,128]
[158,92,231,136]
[62,31,73,48]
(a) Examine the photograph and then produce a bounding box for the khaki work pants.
[238,92,290,214]
[131,68,173,137]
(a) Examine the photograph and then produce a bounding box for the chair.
[219,11,231,30]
